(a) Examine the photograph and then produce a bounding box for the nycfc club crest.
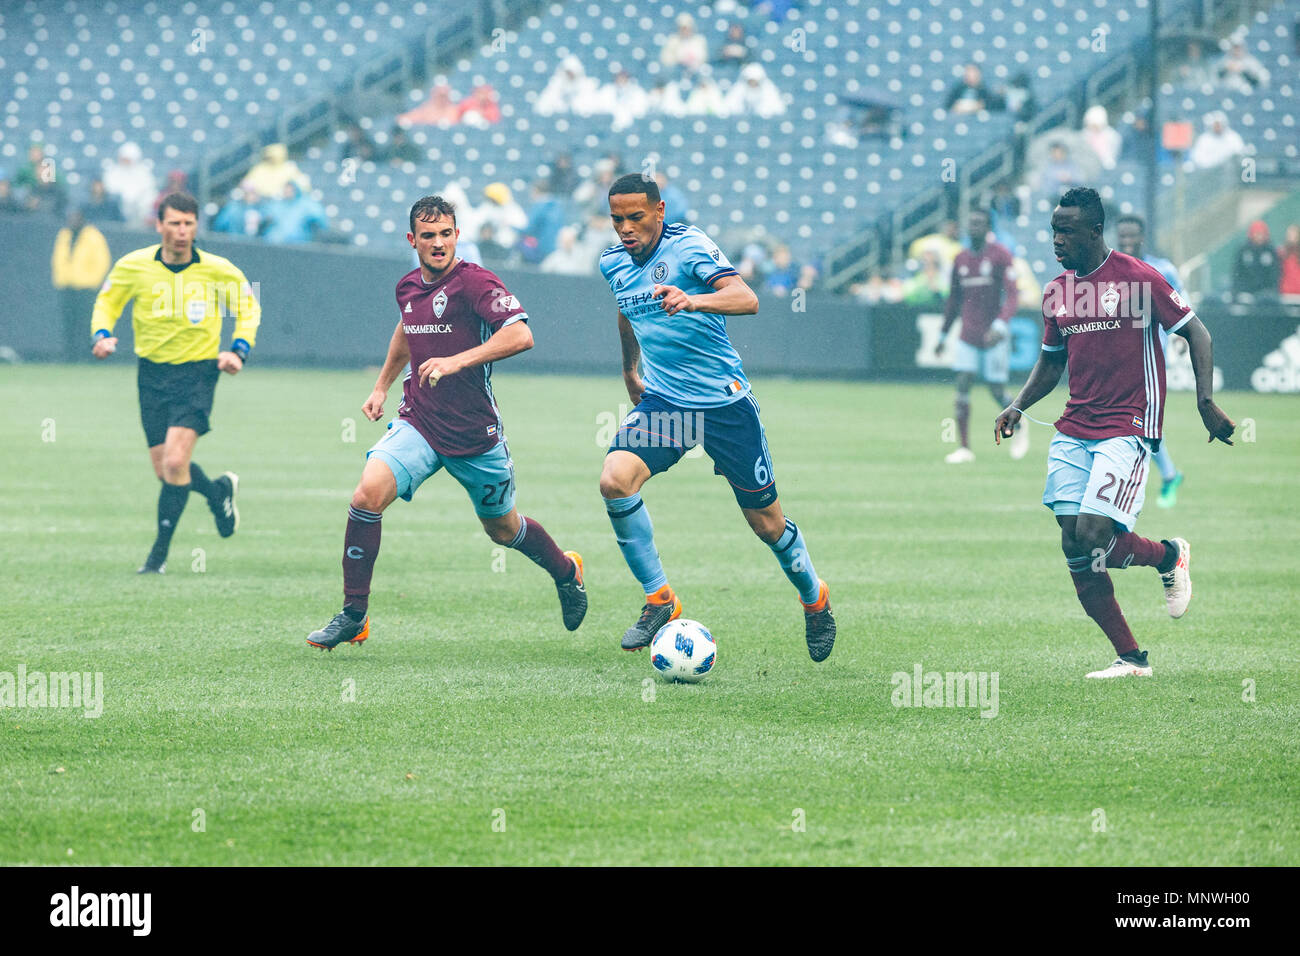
[1100,283,1120,318]
[432,289,448,318]
[652,262,668,282]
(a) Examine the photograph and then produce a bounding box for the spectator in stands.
[399,83,460,127]
[260,182,329,244]
[1177,40,1214,88]
[990,180,1020,235]
[0,178,23,215]
[1082,105,1122,169]
[1214,39,1270,95]
[684,68,729,116]
[338,120,377,161]
[518,181,566,265]
[547,152,580,197]
[458,83,501,127]
[536,56,597,116]
[378,125,421,165]
[902,249,950,307]
[908,219,963,277]
[51,207,110,361]
[476,223,513,269]
[753,0,797,21]
[724,62,785,118]
[1120,109,1175,166]
[212,182,262,237]
[244,143,310,202]
[83,178,124,223]
[478,182,527,249]
[1277,224,1300,295]
[15,143,67,217]
[575,157,620,219]
[1189,112,1246,170]
[151,170,189,221]
[1036,142,1084,194]
[945,64,999,115]
[797,263,820,294]
[655,172,689,225]
[596,70,649,130]
[1233,220,1280,296]
[997,72,1036,122]
[661,13,708,75]
[736,241,769,281]
[716,23,751,67]
[541,226,593,276]
[764,245,800,296]
[850,273,905,305]
[102,141,156,227]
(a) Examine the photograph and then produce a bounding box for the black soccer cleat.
[136,560,166,575]
[620,588,681,650]
[556,551,588,631]
[209,472,239,538]
[307,611,370,651]
[802,580,836,662]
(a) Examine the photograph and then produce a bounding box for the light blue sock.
[1154,443,1177,483]
[605,493,668,594]
[771,517,821,605]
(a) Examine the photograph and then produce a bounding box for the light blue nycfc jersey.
[599,222,748,408]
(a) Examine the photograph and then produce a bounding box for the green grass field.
[2,364,1296,865]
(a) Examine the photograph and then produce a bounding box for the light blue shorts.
[952,338,1009,384]
[1043,432,1152,531]
[367,419,516,517]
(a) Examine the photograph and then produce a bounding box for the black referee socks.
[187,463,215,498]
[148,481,191,565]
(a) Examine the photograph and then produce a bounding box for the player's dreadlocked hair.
[608,172,661,204]
[409,195,457,233]
[1058,186,1105,230]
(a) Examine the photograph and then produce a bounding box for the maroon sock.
[342,506,382,614]
[955,395,970,448]
[511,516,574,582]
[1070,563,1139,655]
[1106,532,1167,570]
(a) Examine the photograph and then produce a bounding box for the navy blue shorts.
[608,391,777,509]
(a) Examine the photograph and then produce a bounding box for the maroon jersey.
[1041,250,1194,442]
[395,260,528,457]
[942,241,1018,345]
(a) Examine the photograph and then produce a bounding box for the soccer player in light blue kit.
[1116,215,1186,508]
[597,174,837,661]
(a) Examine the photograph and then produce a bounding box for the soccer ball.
[650,619,716,683]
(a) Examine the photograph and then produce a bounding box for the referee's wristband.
[231,338,251,362]
[93,329,111,341]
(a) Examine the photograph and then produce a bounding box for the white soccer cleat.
[1160,537,1191,618]
[1086,652,1152,679]
[1009,422,1030,460]
[945,447,975,464]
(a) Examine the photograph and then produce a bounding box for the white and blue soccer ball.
[650,619,716,683]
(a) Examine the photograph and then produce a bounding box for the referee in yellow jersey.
[92,192,261,573]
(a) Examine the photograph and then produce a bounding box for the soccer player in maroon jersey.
[935,207,1026,463]
[307,196,587,649]
[995,188,1234,678]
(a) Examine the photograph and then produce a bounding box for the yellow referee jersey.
[91,245,261,364]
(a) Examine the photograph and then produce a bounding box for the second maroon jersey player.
[995,186,1233,680]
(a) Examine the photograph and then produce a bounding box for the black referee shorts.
[137,357,220,448]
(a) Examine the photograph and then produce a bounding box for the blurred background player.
[1115,214,1187,508]
[598,174,836,662]
[995,188,1234,679]
[91,192,258,573]
[935,207,1026,463]
[307,196,587,650]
